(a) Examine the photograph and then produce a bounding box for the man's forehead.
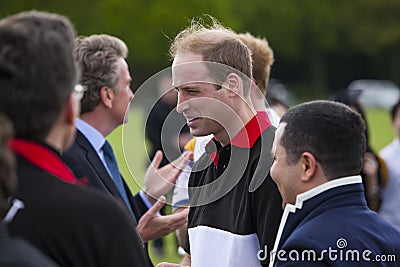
[172,53,238,87]
[172,58,212,87]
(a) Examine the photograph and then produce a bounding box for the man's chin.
[190,129,208,137]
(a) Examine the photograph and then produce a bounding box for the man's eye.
[187,90,197,95]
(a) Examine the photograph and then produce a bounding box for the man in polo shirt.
[159,18,282,267]
[171,31,282,254]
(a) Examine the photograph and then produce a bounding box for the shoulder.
[65,131,91,154]
[247,126,276,189]
[16,160,125,222]
[66,185,131,220]
[0,237,58,267]
[380,139,399,158]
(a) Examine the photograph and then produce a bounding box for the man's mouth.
[187,117,199,127]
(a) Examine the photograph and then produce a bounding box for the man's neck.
[216,106,255,147]
[45,122,71,152]
[252,96,268,112]
[80,112,116,137]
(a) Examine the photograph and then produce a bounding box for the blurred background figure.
[266,78,291,118]
[379,98,400,232]
[145,73,191,256]
[145,73,192,168]
[330,89,387,212]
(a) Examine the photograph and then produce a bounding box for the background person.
[270,100,400,266]
[145,73,192,168]
[379,98,400,232]
[145,73,192,257]
[330,89,387,211]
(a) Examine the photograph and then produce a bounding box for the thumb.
[148,195,166,214]
[151,150,163,170]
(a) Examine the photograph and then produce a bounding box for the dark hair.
[74,34,128,114]
[0,114,17,218]
[0,10,79,141]
[390,97,400,122]
[330,89,370,144]
[280,100,366,179]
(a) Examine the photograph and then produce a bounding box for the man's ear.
[100,86,114,108]
[65,94,79,125]
[300,152,317,182]
[225,73,241,97]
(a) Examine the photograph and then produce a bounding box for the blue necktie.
[102,140,135,221]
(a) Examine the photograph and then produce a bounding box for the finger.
[148,195,166,215]
[172,151,193,170]
[151,150,163,169]
[161,153,192,184]
[164,208,189,229]
[183,151,194,160]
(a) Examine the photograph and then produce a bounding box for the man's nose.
[176,92,188,113]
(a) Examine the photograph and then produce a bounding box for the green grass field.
[107,106,395,265]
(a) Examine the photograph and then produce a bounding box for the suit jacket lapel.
[75,131,124,199]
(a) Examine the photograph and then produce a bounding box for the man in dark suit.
[0,11,149,266]
[269,100,400,266]
[63,34,190,245]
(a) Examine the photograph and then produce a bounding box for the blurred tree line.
[1,0,399,99]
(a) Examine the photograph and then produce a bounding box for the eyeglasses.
[73,84,87,101]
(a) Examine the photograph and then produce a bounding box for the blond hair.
[239,32,274,95]
[170,17,253,94]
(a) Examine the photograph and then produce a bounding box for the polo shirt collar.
[205,111,272,165]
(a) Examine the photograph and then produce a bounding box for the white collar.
[76,118,106,153]
[269,175,362,267]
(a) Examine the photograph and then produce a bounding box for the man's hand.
[137,196,189,242]
[143,150,192,204]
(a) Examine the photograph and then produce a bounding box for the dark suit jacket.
[10,143,149,267]
[62,130,149,223]
[273,179,400,266]
[63,130,154,266]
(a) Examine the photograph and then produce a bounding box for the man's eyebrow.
[174,84,200,90]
